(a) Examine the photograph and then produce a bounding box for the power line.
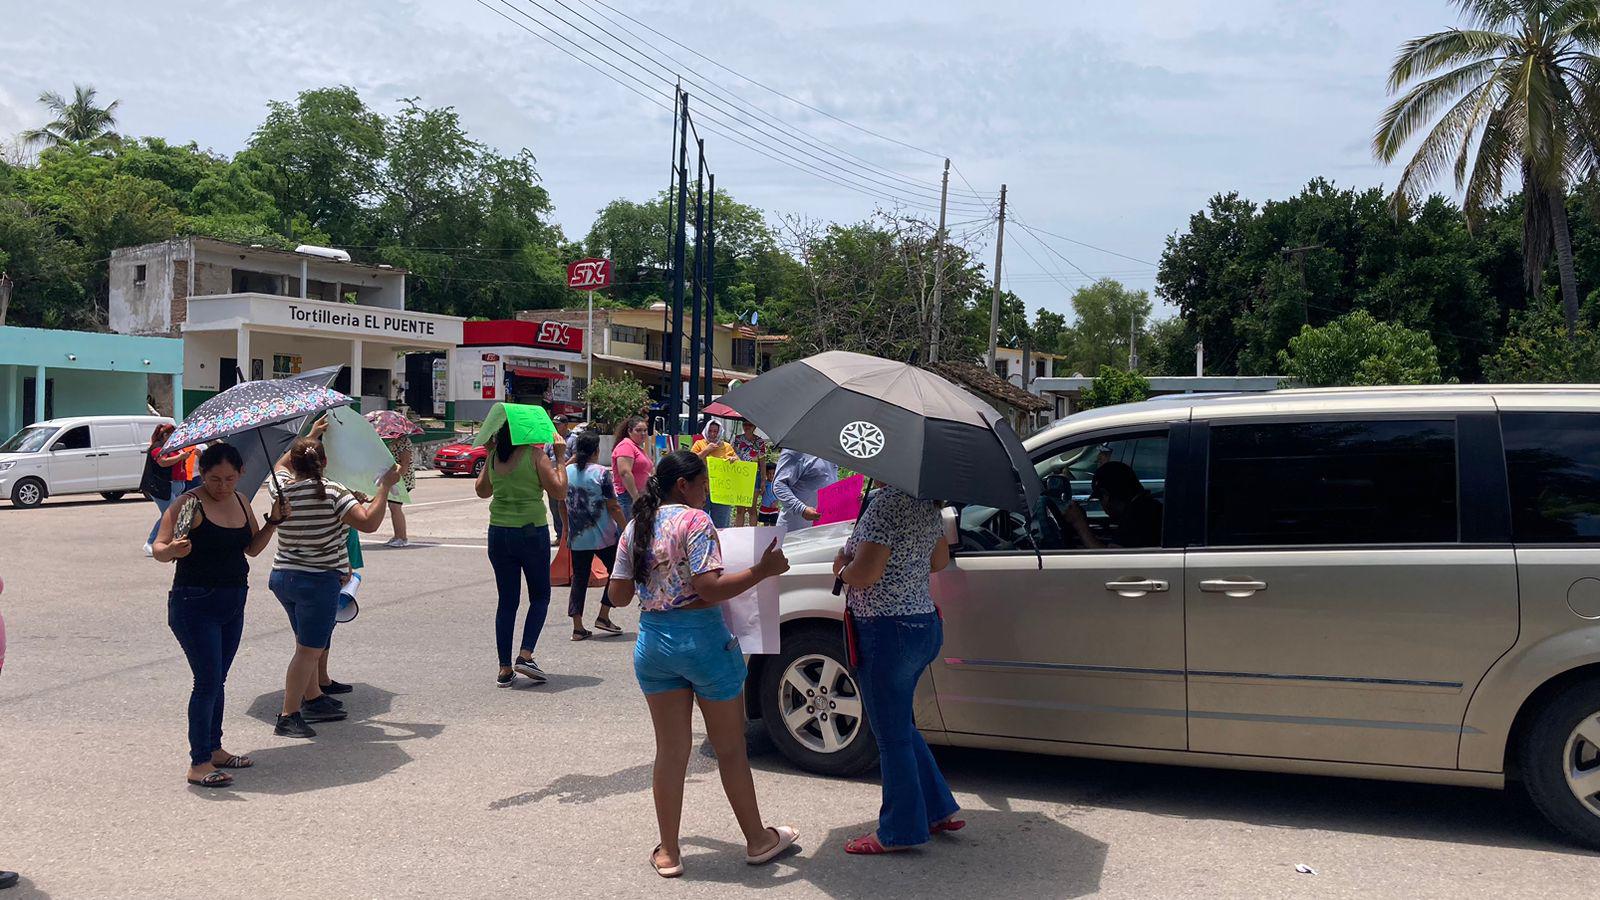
[1010,219,1095,280]
[1005,212,1160,267]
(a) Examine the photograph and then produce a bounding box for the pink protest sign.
[815,474,866,526]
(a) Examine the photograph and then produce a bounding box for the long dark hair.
[630,450,706,585]
[149,423,174,451]
[495,421,515,464]
[572,430,600,469]
[199,442,244,473]
[614,416,645,446]
[285,437,328,500]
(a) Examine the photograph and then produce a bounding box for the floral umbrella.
[365,409,424,440]
[163,380,353,454]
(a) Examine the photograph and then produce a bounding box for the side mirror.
[50,442,65,452]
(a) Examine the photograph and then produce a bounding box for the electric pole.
[1128,309,1140,370]
[928,158,950,364]
[689,138,704,431]
[703,173,716,411]
[985,184,1008,372]
[669,93,690,435]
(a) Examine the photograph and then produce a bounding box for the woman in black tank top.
[151,443,287,788]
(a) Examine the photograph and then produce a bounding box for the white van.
[0,415,173,508]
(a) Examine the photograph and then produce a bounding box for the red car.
[433,441,487,477]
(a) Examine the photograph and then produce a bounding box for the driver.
[1062,461,1162,549]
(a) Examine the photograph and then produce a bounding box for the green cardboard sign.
[472,402,556,447]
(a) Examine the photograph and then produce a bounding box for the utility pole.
[689,138,705,432]
[928,158,950,364]
[703,173,716,411]
[1128,310,1139,370]
[985,184,1008,372]
[661,82,681,383]
[669,93,690,437]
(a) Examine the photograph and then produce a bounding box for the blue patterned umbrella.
[163,380,353,454]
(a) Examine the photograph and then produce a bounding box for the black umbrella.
[719,351,1041,514]
[234,365,345,500]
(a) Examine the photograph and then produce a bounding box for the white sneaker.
[384,538,409,548]
[142,543,153,557]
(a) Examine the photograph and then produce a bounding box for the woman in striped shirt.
[269,431,399,738]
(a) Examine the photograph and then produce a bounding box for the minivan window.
[1207,419,1457,547]
[0,426,56,454]
[53,425,92,451]
[1502,412,1600,542]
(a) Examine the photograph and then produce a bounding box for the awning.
[506,365,567,380]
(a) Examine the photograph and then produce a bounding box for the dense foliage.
[1078,365,1150,410]
[582,374,652,430]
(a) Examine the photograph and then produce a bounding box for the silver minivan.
[750,386,1600,848]
[0,415,171,508]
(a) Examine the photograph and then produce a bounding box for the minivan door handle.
[1105,579,1169,597]
[1199,579,1268,597]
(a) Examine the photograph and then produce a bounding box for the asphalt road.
[0,472,1595,899]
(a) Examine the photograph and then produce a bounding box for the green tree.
[1374,0,1600,332]
[1031,308,1068,355]
[1059,278,1151,373]
[247,86,385,242]
[1277,309,1444,386]
[1143,316,1196,377]
[1483,294,1600,380]
[1078,365,1150,410]
[21,84,120,148]
[583,374,652,430]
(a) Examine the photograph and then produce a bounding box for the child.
[758,461,780,526]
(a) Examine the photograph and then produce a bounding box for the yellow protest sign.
[707,456,759,507]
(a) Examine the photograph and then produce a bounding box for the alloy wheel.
[15,481,42,507]
[777,653,864,754]
[1563,711,1600,817]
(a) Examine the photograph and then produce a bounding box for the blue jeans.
[706,502,732,529]
[147,481,175,544]
[487,524,551,667]
[269,570,341,650]
[854,611,959,847]
[617,492,633,521]
[167,586,247,766]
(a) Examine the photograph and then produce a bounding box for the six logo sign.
[566,257,613,290]
[838,421,886,460]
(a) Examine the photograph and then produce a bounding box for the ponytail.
[285,437,328,500]
[630,450,707,586]
[494,421,515,465]
[572,431,600,470]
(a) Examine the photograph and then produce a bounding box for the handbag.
[551,538,611,587]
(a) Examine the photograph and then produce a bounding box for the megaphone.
[336,572,362,624]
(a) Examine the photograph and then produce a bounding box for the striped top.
[269,470,360,573]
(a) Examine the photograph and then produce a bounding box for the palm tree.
[20,84,120,149]
[1374,0,1600,334]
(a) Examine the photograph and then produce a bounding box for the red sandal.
[844,834,914,854]
[932,818,966,835]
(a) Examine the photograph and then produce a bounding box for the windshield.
[0,425,57,454]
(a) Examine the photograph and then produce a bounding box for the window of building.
[134,264,147,283]
[1502,412,1600,542]
[1207,419,1458,547]
[614,325,647,344]
[733,339,757,369]
[993,359,1008,377]
[1035,359,1047,378]
[232,269,281,295]
[272,354,303,379]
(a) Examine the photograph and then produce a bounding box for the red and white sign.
[566,257,613,291]
[533,321,583,354]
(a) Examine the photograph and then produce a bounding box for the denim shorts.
[269,569,342,650]
[634,607,747,702]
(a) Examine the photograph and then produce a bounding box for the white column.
[299,259,308,299]
[32,364,46,424]
[444,346,457,422]
[236,327,250,382]
[350,339,364,403]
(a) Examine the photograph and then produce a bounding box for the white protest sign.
[717,525,781,655]
[321,406,409,504]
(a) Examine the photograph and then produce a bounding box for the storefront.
[180,294,464,415]
[452,319,587,422]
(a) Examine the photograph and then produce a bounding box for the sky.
[0,0,1454,322]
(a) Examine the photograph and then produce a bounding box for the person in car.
[1063,461,1163,549]
[607,450,799,878]
[833,485,962,854]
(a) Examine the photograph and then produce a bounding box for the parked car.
[433,441,487,477]
[750,385,1600,849]
[0,415,173,508]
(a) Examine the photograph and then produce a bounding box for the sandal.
[571,628,592,641]
[187,770,233,788]
[844,833,908,855]
[214,754,254,769]
[593,618,622,634]
[649,845,684,878]
[747,825,800,865]
[931,817,965,835]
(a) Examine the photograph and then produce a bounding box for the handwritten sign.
[707,456,759,507]
[566,257,613,291]
[815,474,866,526]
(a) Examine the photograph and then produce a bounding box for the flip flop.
[844,833,912,855]
[746,825,799,865]
[571,628,592,641]
[931,818,966,835]
[593,618,622,634]
[187,770,233,788]
[214,754,254,769]
[649,845,683,878]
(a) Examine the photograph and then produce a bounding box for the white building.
[109,238,464,416]
[992,346,1065,430]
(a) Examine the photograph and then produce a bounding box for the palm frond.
[1388,77,1503,211]
[1375,57,1504,160]
[1463,107,1520,223]
[1387,28,1516,90]
[1455,0,1524,32]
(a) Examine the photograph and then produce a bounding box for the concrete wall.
[109,240,185,336]
[1,366,151,433]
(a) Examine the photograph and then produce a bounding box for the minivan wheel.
[11,478,45,508]
[1518,678,1600,849]
[757,625,877,777]
[100,491,126,502]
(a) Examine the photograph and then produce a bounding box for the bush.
[583,374,651,431]
[1078,365,1150,410]
[1277,310,1442,387]
[1483,297,1600,383]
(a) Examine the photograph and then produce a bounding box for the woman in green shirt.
[476,421,567,687]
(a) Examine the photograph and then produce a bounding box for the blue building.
[0,325,184,439]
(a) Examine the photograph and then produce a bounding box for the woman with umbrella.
[366,411,421,549]
[720,351,1038,857]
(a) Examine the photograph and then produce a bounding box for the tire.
[11,478,46,509]
[100,491,126,502]
[757,624,878,777]
[1518,677,1600,850]
[472,459,486,477]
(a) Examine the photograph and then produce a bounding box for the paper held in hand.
[717,526,781,654]
[321,407,410,504]
[707,456,759,507]
[815,474,866,526]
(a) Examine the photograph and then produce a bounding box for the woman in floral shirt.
[730,420,769,527]
[608,451,799,877]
